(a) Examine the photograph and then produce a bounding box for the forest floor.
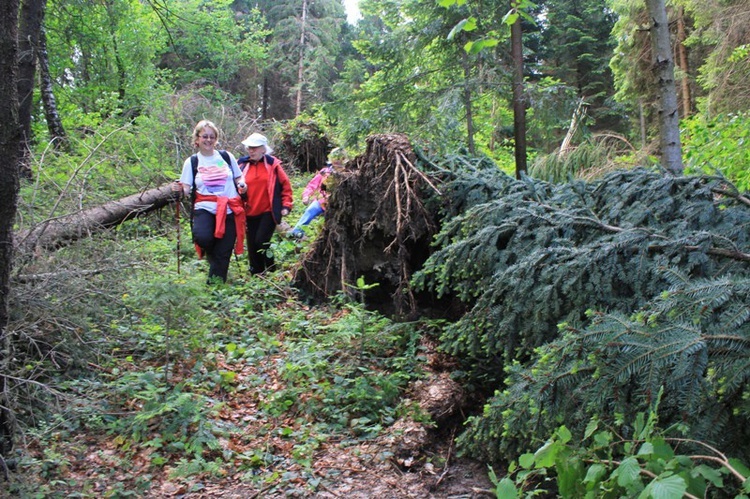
[15,352,496,498]
[11,298,497,498]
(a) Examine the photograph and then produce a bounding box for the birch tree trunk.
[38,27,67,149]
[646,0,683,174]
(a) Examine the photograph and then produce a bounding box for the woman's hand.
[171,181,184,197]
[281,208,290,217]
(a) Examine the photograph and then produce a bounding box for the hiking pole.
[175,184,181,275]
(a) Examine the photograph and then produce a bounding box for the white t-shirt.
[180,150,243,214]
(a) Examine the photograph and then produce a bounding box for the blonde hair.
[192,120,220,148]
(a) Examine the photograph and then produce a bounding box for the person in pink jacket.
[289,148,346,239]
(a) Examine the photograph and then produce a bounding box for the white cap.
[242,133,273,154]
[242,133,268,148]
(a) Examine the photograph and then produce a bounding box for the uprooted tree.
[9,128,750,471]
[287,133,750,466]
[292,133,442,318]
[272,118,331,174]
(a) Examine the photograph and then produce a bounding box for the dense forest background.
[1,0,750,496]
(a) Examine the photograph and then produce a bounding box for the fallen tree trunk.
[15,183,177,252]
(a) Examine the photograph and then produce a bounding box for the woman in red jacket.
[238,133,293,275]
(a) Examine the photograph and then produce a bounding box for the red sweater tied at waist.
[194,193,246,256]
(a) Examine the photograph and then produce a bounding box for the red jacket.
[238,154,293,223]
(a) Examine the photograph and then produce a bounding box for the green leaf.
[447,19,469,41]
[557,425,572,444]
[729,458,750,480]
[593,430,612,448]
[502,12,519,26]
[519,452,535,469]
[692,464,723,488]
[556,455,585,497]
[650,437,674,461]
[519,9,536,24]
[636,442,654,456]
[467,38,499,54]
[584,418,599,440]
[495,477,519,498]
[646,474,687,499]
[534,439,561,468]
[615,457,641,487]
[584,463,607,484]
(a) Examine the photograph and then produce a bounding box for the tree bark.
[16,184,179,252]
[646,0,683,174]
[262,74,269,119]
[0,0,22,459]
[461,49,476,155]
[295,0,308,117]
[511,9,527,179]
[105,0,126,104]
[38,27,67,149]
[676,6,691,118]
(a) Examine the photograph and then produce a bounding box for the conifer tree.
[250,0,346,119]
[413,158,750,462]
[537,0,622,133]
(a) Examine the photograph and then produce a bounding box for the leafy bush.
[266,291,424,435]
[492,394,750,498]
[683,112,750,192]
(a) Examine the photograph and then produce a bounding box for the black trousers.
[245,212,276,274]
[192,209,237,282]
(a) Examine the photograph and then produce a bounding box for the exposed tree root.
[292,133,440,317]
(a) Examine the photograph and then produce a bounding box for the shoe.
[288,228,305,240]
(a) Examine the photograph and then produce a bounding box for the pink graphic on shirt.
[198,165,228,193]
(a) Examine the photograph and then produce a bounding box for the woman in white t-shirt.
[174,120,247,283]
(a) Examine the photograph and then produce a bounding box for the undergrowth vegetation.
[7,189,430,496]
